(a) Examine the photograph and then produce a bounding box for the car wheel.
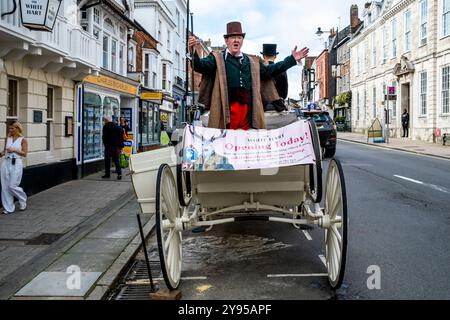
[324,146,336,158]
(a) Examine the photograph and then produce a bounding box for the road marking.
[394,175,450,194]
[154,276,207,281]
[319,254,327,267]
[267,274,328,278]
[302,230,313,241]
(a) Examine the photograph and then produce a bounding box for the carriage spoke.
[330,225,342,246]
[329,234,340,280]
[164,229,175,252]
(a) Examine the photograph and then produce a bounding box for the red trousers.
[229,101,250,130]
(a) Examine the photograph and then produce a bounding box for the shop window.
[7,79,18,118]
[83,92,103,161]
[46,87,54,151]
[139,102,159,146]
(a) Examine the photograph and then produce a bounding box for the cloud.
[191,0,368,99]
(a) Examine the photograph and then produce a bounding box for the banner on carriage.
[182,120,316,171]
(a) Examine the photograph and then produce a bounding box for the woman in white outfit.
[0,121,28,214]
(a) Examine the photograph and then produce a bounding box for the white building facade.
[0,0,101,193]
[349,0,450,143]
[135,0,185,130]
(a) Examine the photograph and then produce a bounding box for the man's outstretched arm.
[260,46,309,80]
[189,36,217,75]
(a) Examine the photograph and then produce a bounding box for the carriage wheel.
[156,164,182,290]
[324,158,347,290]
[176,164,191,207]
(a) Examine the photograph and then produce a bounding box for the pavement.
[0,133,448,300]
[0,168,155,300]
[338,132,450,160]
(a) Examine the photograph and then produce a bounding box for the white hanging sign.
[20,0,62,31]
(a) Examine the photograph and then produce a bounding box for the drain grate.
[115,284,155,300]
[124,259,163,281]
[25,233,64,245]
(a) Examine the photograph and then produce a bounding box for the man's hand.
[188,36,200,53]
[291,46,309,62]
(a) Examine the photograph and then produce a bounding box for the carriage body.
[130,114,347,292]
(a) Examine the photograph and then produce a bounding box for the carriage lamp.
[1,0,62,32]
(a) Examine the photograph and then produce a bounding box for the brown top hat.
[224,21,246,38]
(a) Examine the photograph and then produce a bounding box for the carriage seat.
[264,111,299,130]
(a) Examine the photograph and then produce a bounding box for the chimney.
[350,4,361,34]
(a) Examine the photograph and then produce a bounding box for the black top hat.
[224,21,246,38]
[261,44,279,56]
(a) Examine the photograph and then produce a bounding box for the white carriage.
[130,114,347,291]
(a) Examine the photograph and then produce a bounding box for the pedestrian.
[102,116,123,180]
[0,121,28,214]
[260,43,288,112]
[401,109,409,138]
[189,21,308,130]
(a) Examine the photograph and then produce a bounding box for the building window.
[152,72,157,89]
[119,45,124,75]
[144,54,150,87]
[7,79,18,118]
[176,9,180,34]
[46,87,54,151]
[128,46,134,72]
[162,63,167,90]
[372,87,377,118]
[444,0,450,37]
[391,18,397,58]
[103,35,109,69]
[93,8,100,24]
[404,10,411,52]
[420,72,427,116]
[111,40,117,72]
[356,45,361,75]
[93,27,100,40]
[382,25,388,63]
[104,18,114,34]
[176,51,180,77]
[158,20,162,41]
[120,27,126,41]
[371,33,376,67]
[420,0,428,45]
[356,91,360,121]
[167,30,171,51]
[442,66,450,114]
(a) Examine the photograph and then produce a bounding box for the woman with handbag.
[0,121,28,214]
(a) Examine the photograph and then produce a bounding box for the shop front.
[139,90,162,152]
[161,95,176,130]
[76,74,139,177]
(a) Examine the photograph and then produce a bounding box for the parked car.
[299,110,337,158]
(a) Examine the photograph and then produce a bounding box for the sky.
[190,0,368,99]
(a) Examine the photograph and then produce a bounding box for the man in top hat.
[261,44,288,100]
[188,21,309,130]
[261,43,288,112]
